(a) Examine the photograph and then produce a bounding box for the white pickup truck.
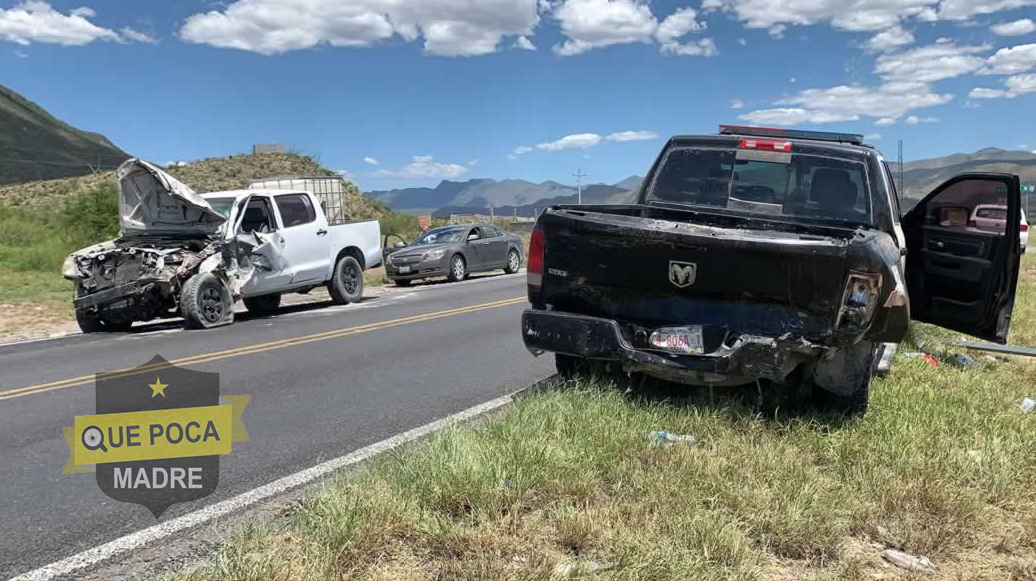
[63,159,382,331]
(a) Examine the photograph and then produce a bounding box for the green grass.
[170,261,1036,581]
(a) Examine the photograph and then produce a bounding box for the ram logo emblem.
[668,261,697,288]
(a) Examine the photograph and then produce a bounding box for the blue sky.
[2,0,1035,191]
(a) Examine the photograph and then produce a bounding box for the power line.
[573,168,586,205]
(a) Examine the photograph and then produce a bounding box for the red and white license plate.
[648,326,704,355]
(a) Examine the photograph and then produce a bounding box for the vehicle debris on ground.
[882,548,937,573]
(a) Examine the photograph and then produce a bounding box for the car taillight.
[739,138,792,152]
[1021,223,1029,232]
[528,224,545,290]
[837,272,882,331]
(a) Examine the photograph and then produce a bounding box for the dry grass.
[170,258,1036,580]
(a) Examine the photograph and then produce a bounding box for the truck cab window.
[275,194,316,228]
[240,198,276,233]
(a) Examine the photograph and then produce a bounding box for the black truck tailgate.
[535,205,877,341]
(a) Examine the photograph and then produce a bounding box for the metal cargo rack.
[247,175,351,225]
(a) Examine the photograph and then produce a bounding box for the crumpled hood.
[118,158,225,237]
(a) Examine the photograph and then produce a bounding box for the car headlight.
[61,255,79,280]
[424,248,446,261]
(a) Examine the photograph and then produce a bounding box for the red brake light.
[528,224,545,289]
[739,138,793,152]
[1021,223,1029,232]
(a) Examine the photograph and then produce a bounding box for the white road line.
[9,393,517,581]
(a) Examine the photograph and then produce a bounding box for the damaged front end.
[63,159,235,331]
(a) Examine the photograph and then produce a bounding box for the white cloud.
[990,18,1035,36]
[119,27,157,44]
[661,37,717,56]
[13,48,27,57]
[864,25,913,52]
[363,156,379,165]
[468,159,478,166]
[552,0,713,57]
[180,0,540,57]
[605,130,658,141]
[551,0,657,55]
[738,107,859,126]
[905,115,939,123]
[737,37,746,45]
[875,42,989,83]
[655,7,703,44]
[969,86,1008,98]
[0,1,120,45]
[512,145,533,155]
[980,43,1036,75]
[865,133,882,140]
[513,35,536,50]
[731,99,745,109]
[337,169,352,180]
[936,0,1036,21]
[776,82,952,119]
[876,117,897,125]
[973,73,1036,98]
[376,155,469,179]
[537,133,602,150]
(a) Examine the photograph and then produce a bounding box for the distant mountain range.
[899,147,1036,203]
[369,175,643,217]
[0,82,128,185]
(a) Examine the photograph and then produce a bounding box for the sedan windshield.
[647,147,872,225]
[412,227,466,246]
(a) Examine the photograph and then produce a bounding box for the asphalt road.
[0,273,553,579]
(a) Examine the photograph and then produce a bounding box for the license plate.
[397,265,412,274]
[648,326,704,355]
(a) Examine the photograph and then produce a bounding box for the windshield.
[206,198,237,236]
[648,147,872,225]
[412,227,466,246]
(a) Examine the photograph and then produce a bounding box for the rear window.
[976,207,1006,219]
[647,146,872,224]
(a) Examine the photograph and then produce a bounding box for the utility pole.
[573,168,586,205]
[898,139,904,195]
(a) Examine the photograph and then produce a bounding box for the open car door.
[902,173,1022,343]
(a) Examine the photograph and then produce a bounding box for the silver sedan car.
[385,224,524,286]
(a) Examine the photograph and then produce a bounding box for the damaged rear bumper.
[521,309,829,385]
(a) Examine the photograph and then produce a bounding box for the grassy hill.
[900,147,1036,205]
[0,152,390,221]
[0,83,128,185]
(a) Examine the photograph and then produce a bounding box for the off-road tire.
[393,279,412,287]
[243,294,281,315]
[328,255,363,305]
[504,249,521,274]
[181,273,234,329]
[448,255,467,282]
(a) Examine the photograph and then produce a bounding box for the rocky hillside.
[900,147,1036,203]
[0,82,128,185]
[0,153,390,221]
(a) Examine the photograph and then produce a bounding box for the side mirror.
[394,241,405,248]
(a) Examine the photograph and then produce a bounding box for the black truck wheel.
[243,294,281,315]
[181,273,234,329]
[328,255,363,304]
[811,341,877,417]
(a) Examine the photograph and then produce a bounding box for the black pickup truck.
[522,125,1022,413]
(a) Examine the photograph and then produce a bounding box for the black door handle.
[317,229,328,236]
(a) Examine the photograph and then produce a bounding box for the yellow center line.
[0,296,526,402]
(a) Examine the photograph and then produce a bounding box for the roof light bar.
[719,125,864,145]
